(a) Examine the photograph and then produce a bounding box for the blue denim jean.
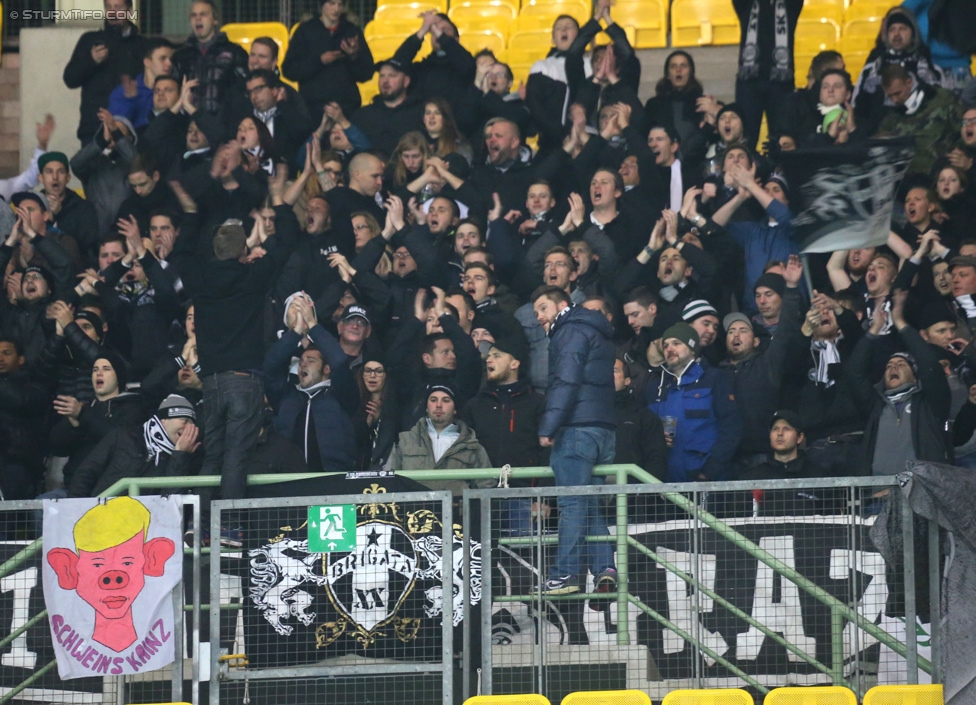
[202,371,265,500]
[549,426,616,579]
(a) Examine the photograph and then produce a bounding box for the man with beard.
[682,299,722,366]
[848,290,951,474]
[722,256,804,471]
[645,322,742,482]
[852,7,944,137]
[351,59,424,157]
[264,295,359,473]
[461,336,545,534]
[828,247,878,297]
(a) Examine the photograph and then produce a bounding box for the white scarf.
[143,416,175,465]
[810,338,841,386]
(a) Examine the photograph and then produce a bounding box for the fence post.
[902,495,918,684]
[614,466,630,646]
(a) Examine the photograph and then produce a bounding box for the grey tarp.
[871,462,976,703]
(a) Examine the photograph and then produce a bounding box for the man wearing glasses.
[242,69,314,177]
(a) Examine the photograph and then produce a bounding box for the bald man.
[323,152,387,256]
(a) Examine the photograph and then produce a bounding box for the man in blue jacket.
[646,322,742,482]
[263,294,359,473]
[533,285,617,596]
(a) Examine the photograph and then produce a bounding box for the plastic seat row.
[463,684,944,705]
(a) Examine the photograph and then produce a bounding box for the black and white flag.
[778,139,915,254]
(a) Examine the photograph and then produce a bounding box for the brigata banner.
[777,139,915,254]
[239,475,481,667]
[42,496,182,680]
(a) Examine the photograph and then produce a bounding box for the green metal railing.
[0,465,932,703]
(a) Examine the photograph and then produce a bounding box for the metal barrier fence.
[0,494,201,705]
[207,490,458,705]
[465,477,939,704]
[0,468,942,704]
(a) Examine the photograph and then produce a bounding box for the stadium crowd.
[1,0,976,588]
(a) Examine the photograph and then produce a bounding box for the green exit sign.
[307,505,357,552]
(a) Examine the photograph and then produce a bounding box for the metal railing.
[0,466,939,704]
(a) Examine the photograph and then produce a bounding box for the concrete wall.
[5,35,741,177]
[19,26,90,173]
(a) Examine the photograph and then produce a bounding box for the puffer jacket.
[67,423,200,498]
[645,360,742,482]
[171,31,249,116]
[539,304,616,437]
[387,417,492,495]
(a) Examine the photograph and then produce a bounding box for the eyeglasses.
[363,367,386,376]
[23,272,45,282]
[247,84,270,95]
[543,261,570,269]
[394,251,413,259]
[963,117,976,126]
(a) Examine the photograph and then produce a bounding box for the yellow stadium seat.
[465,697,552,705]
[514,14,559,31]
[606,0,667,48]
[843,1,894,23]
[795,17,840,54]
[763,686,858,705]
[509,61,534,84]
[840,20,881,56]
[800,0,845,25]
[374,1,446,23]
[562,690,651,705]
[459,28,507,54]
[358,76,380,104]
[505,30,554,63]
[457,16,514,36]
[368,34,432,61]
[221,22,290,62]
[863,685,944,705]
[449,0,518,23]
[364,18,420,41]
[520,0,590,24]
[670,0,741,46]
[592,24,637,47]
[662,690,755,705]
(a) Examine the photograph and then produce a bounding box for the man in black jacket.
[848,290,951,475]
[534,285,617,596]
[68,394,202,498]
[0,338,48,499]
[168,173,299,500]
[721,256,804,472]
[282,0,374,120]
[62,0,144,143]
[242,70,315,175]
[461,336,547,535]
[264,295,359,473]
[350,59,425,158]
[38,152,100,263]
[170,0,249,117]
[393,11,476,126]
